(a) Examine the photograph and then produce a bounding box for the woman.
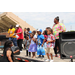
[0,40,19,62]
[52,16,66,57]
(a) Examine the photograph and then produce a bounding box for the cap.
[39,29,42,33]
[16,25,19,27]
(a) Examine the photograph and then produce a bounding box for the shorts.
[46,47,54,54]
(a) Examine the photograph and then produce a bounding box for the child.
[37,29,45,58]
[45,28,55,62]
[28,33,37,58]
[24,35,31,57]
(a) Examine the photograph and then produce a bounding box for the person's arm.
[15,28,22,35]
[46,35,55,44]
[60,24,66,32]
[41,39,45,47]
[46,40,55,44]
[13,50,19,54]
[6,50,13,62]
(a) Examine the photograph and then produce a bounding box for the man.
[8,25,17,46]
[15,25,24,52]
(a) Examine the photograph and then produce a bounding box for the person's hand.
[46,41,49,44]
[41,44,43,47]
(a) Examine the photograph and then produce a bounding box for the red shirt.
[16,28,24,40]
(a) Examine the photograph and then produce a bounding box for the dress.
[28,40,37,52]
[0,47,14,62]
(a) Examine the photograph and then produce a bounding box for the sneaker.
[50,60,54,62]
[45,59,50,62]
[20,51,22,53]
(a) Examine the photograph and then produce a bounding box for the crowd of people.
[0,16,66,62]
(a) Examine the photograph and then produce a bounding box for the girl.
[28,33,37,58]
[25,35,31,57]
[0,40,19,62]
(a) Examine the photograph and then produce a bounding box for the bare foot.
[33,56,36,58]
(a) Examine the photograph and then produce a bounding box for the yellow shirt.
[8,28,16,38]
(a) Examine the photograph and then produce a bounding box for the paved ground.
[0,49,75,62]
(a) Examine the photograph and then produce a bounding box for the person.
[28,33,37,58]
[15,25,24,52]
[8,25,17,46]
[43,30,48,43]
[24,28,27,38]
[24,35,31,57]
[37,29,45,58]
[43,30,48,56]
[52,16,66,57]
[32,30,37,39]
[0,40,19,62]
[46,27,51,31]
[27,28,32,39]
[45,28,55,62]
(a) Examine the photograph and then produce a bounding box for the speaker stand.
[71,59,73,62]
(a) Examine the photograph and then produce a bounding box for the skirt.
[28,44,37,52]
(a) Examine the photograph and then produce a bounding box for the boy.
[37,29,45,58]
[45,28,55,62]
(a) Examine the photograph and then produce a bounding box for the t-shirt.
[8,28,16,38]
[47,34,55,48]
[52,23,66,39]
[34,35,37,39]
[37,34,45,46]
[16,27,24,40]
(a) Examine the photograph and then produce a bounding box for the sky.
[13,12,75,31]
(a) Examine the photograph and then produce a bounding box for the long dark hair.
[4,40,12,50]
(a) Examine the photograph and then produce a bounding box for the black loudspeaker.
[59,32,75,59]
[0,35,6,41]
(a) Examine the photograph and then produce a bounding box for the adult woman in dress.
[0,40,19,62]
[52,16,66,57]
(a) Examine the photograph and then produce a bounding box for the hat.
[16,25,19,27]
[39,29,42,33]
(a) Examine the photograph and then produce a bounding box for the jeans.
[9,37,17,46]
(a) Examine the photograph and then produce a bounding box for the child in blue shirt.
[37,29,45,58]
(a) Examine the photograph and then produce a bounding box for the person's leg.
[57,39,60,57]
[47,48,50,59]
[50,48,54,61]
[19,39,23,51]
[29,52,31,57]
[12,38,17,46]
[54,39,58,57]
[9,37,12,40]
[26,50,28,56]
[45,48,50,62]
[33,52,35,58]
[17,40,19,47]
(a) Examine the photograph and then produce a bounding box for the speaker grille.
[63,42,75,56]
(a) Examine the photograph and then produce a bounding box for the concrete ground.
[0,49,75,62]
